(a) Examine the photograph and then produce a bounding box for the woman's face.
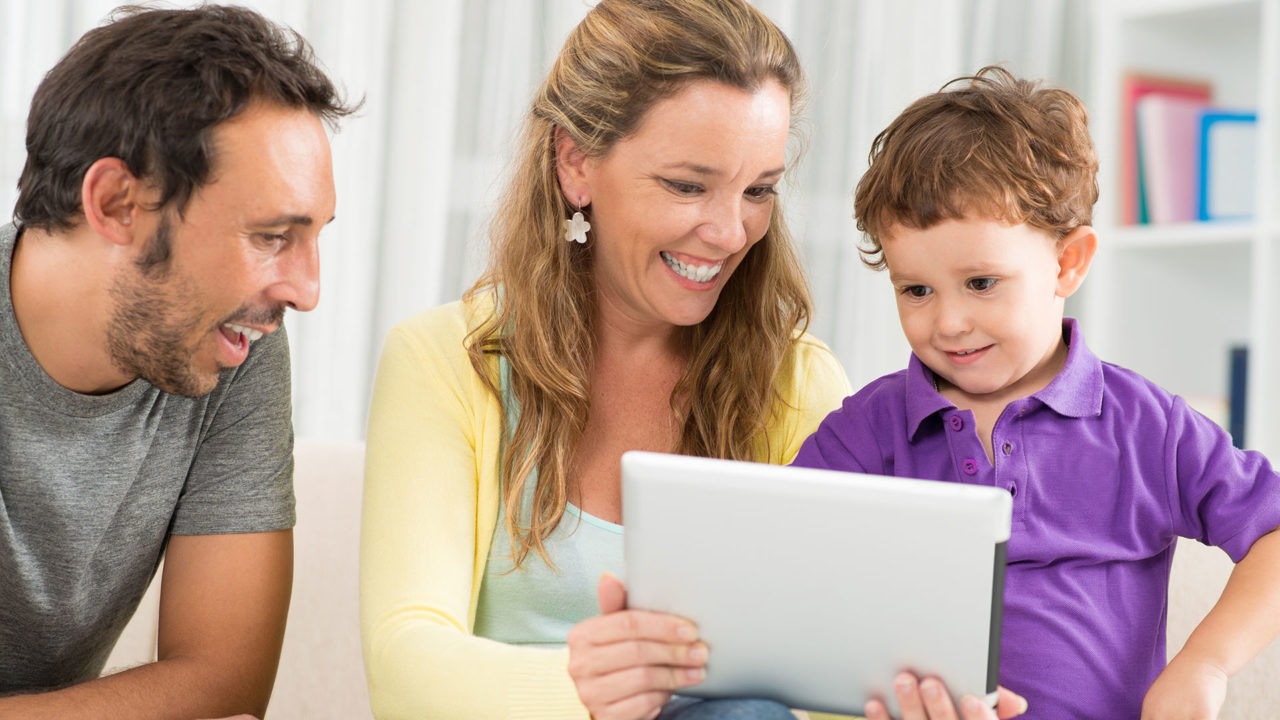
[568,78,791,334]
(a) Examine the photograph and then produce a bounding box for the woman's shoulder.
[781,328,852,397]
[386,291,498,348]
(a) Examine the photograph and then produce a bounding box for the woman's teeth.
[223,323,264,342]
[661,251,723,283]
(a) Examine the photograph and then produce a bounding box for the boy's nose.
[934,301,972,337]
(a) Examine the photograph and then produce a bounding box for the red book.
[1119,73,1211,225]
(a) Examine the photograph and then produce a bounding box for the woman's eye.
[745,185,777,200]
[968,277,997,291]
[662,179,702,195]
[902,285,931,298]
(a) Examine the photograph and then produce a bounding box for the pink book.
[1136,94,1207,223]
[1119,73,1211,224]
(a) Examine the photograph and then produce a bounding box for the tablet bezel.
[621,450,1011,716]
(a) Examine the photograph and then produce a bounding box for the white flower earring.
[564,200,590,244]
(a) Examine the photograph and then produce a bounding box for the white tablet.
[621,451,1011,717]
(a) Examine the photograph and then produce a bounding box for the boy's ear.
[553,126,591,208]
[81,157,143,246]
[1055,225,1097,298]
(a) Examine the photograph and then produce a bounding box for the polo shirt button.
[962,458,978,475]
[949,415,963,431]
[1002,442,1013,455]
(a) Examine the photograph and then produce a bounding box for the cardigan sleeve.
[359,303,590,720]
[764,332,852,464]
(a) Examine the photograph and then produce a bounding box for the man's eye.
[968,277,997,291]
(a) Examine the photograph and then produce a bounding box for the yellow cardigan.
[359,294,851,720]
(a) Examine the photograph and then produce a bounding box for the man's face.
[108,101,335,397]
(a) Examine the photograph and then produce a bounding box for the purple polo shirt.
[792,319,1280,718]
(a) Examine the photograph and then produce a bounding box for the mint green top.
[472,476,624,646]
[472,357,625,646]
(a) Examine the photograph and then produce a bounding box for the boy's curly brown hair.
[854,65,1098,269]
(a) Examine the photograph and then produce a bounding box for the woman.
[359,1,849,718]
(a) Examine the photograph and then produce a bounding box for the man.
[0,5,356,718]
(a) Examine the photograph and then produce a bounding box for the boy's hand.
[863,673,1027,720]
[1140,655,1228,720]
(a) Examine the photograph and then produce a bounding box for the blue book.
[1198,110,1258,221]
[1229,345,1248,449]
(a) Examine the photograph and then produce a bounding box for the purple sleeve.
[790,395,886,474]
[1167,395,1280,561]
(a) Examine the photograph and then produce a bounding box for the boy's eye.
[902,285,932,298]
[967,277,997,291]
[661,179,702,196]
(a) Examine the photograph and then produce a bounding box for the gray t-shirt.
[0,222,296,692]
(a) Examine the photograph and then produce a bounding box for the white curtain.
[0,0,1086,442]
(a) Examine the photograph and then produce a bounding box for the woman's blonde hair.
[465,0,811,569]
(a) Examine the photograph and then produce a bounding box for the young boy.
[792,67,1280,719]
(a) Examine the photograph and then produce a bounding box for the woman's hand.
[863,673,1027,720]
[567,573,708,720]
[1140,654,1227,720]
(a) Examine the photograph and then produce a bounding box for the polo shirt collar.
[904,318,1104,440]
[1034,318,1104,418]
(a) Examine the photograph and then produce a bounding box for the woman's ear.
[1055,225,1098,299]
[80,157,142,246]
[553,126,591,207]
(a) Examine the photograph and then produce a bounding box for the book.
[1228,345,1248,449]
[1198,110,1258,221]
[1135,94,1207,224]
[1119,73,1212,225]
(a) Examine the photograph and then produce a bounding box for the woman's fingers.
[573,662,704,717]
[573,576,707,720]
[569,607,697,648]
[569,637,707,677]
[589,689,675,720]
[597,571,628,614]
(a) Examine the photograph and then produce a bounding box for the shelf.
[1107,221,1257,248]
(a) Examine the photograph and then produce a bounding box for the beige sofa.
[105,440,1278,719]
[105,438,373,720]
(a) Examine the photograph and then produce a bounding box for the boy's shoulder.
[832,366,920,434]
[1096,358,1180,413]
[845,366,913,407]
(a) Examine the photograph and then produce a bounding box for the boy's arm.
[1142,525,1280,719]
[0,530,292,720]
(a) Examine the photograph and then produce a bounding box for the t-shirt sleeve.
[1167,395,1280,562]
[168,326,296,535]
[790,390,887,475]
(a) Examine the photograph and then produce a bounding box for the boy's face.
[881,216,1071,406]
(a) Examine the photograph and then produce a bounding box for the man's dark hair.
[15,4,359,231]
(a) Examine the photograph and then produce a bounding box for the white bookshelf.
[1079,0,1280,455]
